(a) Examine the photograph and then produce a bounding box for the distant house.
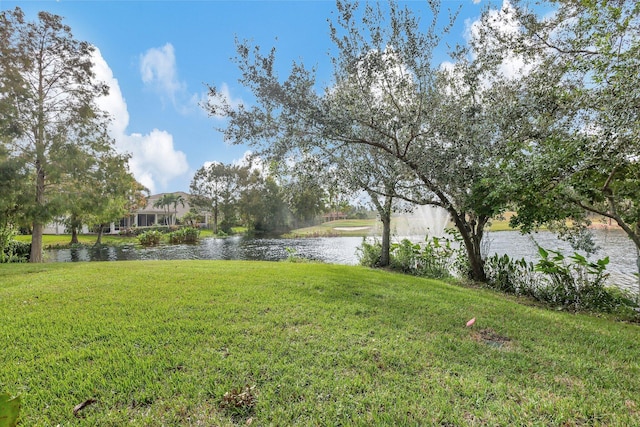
[322,211,348,222]
[42,192,206,235]
[114,191,194,233]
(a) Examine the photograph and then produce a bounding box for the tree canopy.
[473,1,640,254]
[206,0,516,281]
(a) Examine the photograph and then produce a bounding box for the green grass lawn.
[12,233,138,248]
[287,215,520,237]
[13,229,216,249]
[1,261,639,425]
[285,219,378,237]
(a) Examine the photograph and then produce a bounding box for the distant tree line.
[189,158,368,235]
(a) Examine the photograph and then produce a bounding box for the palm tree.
[153,194,172,225]
[171,194,185,225]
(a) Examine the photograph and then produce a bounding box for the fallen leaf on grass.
[0,393,21,427]
[73,399,97,417]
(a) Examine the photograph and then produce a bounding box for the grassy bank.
[12,229,216,249]
[1,261,639,425]
[287,215,520,237]
[12,233,138,248]
[285,219,378,237]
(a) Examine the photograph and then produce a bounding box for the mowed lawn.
[1,261,639,426]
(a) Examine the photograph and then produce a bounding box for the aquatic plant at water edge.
[485,247,638,316]
[534,247,633,313]
[358,235,461,279]
[168,227,200,244]
[137,230,163,246]
[389,238,452,278]
[357,238,383,268]
[484,254,540,296]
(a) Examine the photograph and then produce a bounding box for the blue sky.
[1,0,489,194]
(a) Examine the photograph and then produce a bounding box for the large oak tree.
[207,1,512,281]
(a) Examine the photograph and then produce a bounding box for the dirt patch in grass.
[472,328,513,349]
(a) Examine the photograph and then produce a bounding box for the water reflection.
[44,236,365,265]
[45,230,638,293]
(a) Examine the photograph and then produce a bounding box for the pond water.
[45,229,638,293]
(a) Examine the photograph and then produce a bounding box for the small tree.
[171,194,186,225]
[190,163,246,234]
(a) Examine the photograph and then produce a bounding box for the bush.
[357,238,383,268]
[1,226,30,263]
[389,239,421,273]
[137,230,163,246]
[168,227,200,244]
[485,254,539,296]
[533,247,628,312]
[358,236,458,279]
[121,226,176,237]
[5,240,30,263]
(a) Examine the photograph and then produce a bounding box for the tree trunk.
[368,190,394,267]
[380,214,391,267]
[95,224,104,245]
[213,201,219,234]
[30,161,45,263]
[71,227,79,244]
[450,211,486,282]
[30,223,44,263]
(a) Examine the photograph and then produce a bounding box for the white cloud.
[234,150,266,174]
[140,43,186,107]
[464,0,534,81]
[199,151,267,177]
[139,43,245,118]
[92,47,189,194]
[91,48,129,136]
[122,130,189,192]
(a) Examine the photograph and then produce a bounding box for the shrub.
[534,247,626,312]
[484,254,539,296]
[137,230,163,246]
[358,236,458,278]
[1,226,30,263]
[389,237,459,279]
[168,227,200,244]
[357,238,382,268]
[390,239,421,273]
[1,240,30,263]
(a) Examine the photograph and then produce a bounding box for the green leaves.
[0,393,20,427]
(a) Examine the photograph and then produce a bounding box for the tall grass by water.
[1,261,639,425]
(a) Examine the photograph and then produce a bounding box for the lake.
[45,229,638,294]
